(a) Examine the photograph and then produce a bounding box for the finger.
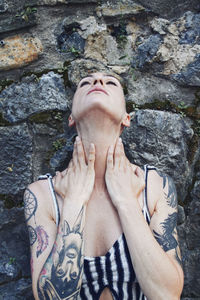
[114,138,122,168]
[68,159,73,169]
[54,171,62,191]
[88,143,95,171]
[135,166,143,177]
[107,145,114,170]
[61,168,68,176]
[72,140,78,166]
[76,136,85,165]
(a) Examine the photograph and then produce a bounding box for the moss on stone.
[0,79,14,93]
[22,64,71,89]
[0,112,12,126]
[0,194,17,209]
[29,110,66,132]
[52,137,66,151]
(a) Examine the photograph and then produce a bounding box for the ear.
[122,113,130,128]
[68,114,75,127]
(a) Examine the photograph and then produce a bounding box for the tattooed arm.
[152,172,182,266]
[24,137,95,300]
[106,140,184,299]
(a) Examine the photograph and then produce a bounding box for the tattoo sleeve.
[153,173,182,266]
[24,189,49,257]
[38,206,85,300]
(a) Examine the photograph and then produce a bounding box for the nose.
[92,75,104,86]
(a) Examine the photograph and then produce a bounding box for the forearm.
[118,201,183,300]
[38,201,86,300]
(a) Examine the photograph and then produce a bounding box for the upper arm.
[148,171,184,286]
[23,181,57,299]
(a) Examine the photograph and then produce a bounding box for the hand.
[54,136,95,206]
[105,138,145,210]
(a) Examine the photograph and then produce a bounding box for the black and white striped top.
[40,164,156,300]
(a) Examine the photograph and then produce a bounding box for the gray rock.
[0,0,8,13]
[121,109,194,201]
[172,54,200,87]
[0,72,69,123]
[179,12,200,45]
[57,31,85,55]
[132,35,163,69]
[1,0,37,13]
[125,72,198,107]
[0,278,33,300]
[68,59,108,88]
[0,124,32,195]
[0,206,31,296]
[67,0,98,2]
[178,205,186,225]
[181,248,200,297]
[0,10,37,34]
[185,199,200,250]
[96,1,146,18]
[136,0,200,18]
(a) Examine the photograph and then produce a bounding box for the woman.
[24,72,184,300]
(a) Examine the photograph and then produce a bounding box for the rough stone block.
[96,2,145,18]
[0,72,69,123]
[0,124,32,195]
[38,0,97,4]
[0,205,32,298]
[0,14,37,34]
[172,54,200,87]
[0,0,8,12]
[121,109,194,201]
[136,0,200,18]
[0,35,42,71]
[132,34,163,69]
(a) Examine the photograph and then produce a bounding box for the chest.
[83,191,145,258]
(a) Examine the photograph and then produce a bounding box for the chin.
[75,104,123,125]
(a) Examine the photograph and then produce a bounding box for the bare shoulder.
[146,168,177,214]
[24,178,55,219]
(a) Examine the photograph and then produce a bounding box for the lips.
[87,87,108,95]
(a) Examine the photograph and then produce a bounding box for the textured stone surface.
[0,124,32,195]
[38,0,97,3]
[132,34,163,68]
[57,31,85,54]
[172,54,200,87]
[0,72,69,123]
[0,0,8,12]
[96,2,145,18]
[0,205,32,299]
[136,0,200,18]
[0,35,43,71]
[79,16,107,39]
[122,110,194,201]
[125,72,198,107]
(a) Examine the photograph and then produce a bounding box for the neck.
[75,111,122,190]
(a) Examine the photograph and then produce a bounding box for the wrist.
[115,196,141,213]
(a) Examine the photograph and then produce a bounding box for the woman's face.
[70,72,126,124]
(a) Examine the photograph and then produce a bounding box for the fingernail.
[76,136,80,141]
[119,137,122,143]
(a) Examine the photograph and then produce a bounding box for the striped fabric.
[39,164,156,300]
[80,233,145,300]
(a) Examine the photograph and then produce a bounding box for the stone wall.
[0,0,200,299]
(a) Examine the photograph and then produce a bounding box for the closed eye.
[80,81,90,87]
[106,81,117,86]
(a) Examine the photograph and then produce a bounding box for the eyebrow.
[82,74,119,81]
